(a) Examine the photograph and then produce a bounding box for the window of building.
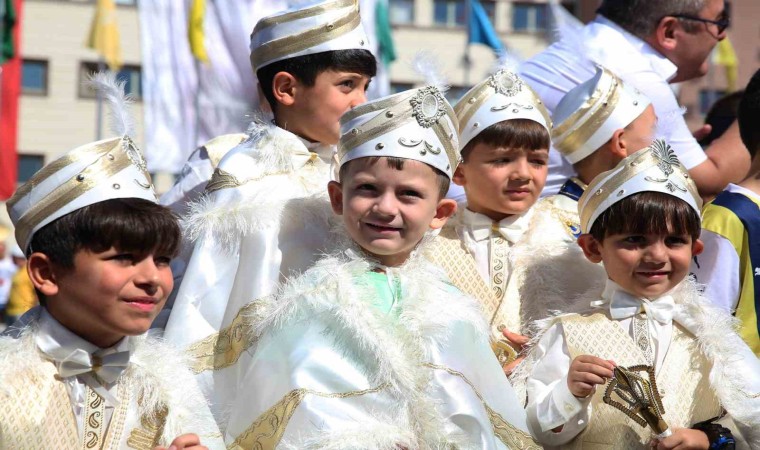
[434,0,465,27]
[21,59,48,96]
[447,86,470,104]
[114,0,137,5]
[512,2,547,32]
[391,82,414,94]
[79,62,142,100]
[434,0,495,27]
[389,0,414,25]
[17,154,45,183]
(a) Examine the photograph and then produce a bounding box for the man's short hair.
[338,156,450,200]
[598,0,706,38]
[257,49,377,112]
[738,69,760,159]
[460,118,550,162]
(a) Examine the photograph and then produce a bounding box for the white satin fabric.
[163,126,337,419]
[224,245,535,449]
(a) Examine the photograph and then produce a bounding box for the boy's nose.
[643,241,667,261]
[373,193,398,216]
[509,158,532,180]
[134,258,160,290]
[352,89,368,107]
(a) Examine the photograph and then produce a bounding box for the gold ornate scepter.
[603,365,672,439]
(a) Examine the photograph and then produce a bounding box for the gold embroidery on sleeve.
[423,363,542,450]
[187,300,267,373]
[227,384,390,450]
[127,402,168,450]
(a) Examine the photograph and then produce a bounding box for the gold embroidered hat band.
[577,139,701,234]
[338,86,460,179]
[454,69,552,150]
[250,0,369,72]
[552,66,651,164]
[7,136,157,250]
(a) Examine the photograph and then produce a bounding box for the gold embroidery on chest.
[126,403,168,450]
[81,386,106,450]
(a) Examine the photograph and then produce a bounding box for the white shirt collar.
[602,279,675,324]
[460,208,534,239]
[591,15,679,82]
[295,134,336,164]
[35,309,132,364]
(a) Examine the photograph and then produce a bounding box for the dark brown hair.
[257,49,377,113]
[589,191,701,241]
[338,156,450,199]
[30,198,181,268]
[461,118,550,161]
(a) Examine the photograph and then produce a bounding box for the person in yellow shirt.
[5,245,36,326]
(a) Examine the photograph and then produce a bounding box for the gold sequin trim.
[187,300,266,373]
[423,363,541,449]
[227,383,390,450]
[205,168,243,193]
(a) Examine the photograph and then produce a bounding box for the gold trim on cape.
[423,363,541,449]
[187,300,265,373]
[227,384,390,450]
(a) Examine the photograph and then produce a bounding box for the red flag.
[0,0,21,200]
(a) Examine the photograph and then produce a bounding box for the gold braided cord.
[252,0,356,34]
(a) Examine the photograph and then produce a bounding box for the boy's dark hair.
[257,49,377,112]
[738,69,760,159]
[30,198,181,304]
[589,191,701,242]
[699,90,744,147]
[338,156,450,199]
[460,119,550,161]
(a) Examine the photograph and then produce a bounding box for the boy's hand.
[567,355,616,398]
[653,428,709,450]
[501,328,529,376]
[153,433,207,450]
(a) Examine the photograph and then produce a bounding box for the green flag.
[375,0,396,67]
[0,0,16,64]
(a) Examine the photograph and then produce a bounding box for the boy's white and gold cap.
[577,139,701,233]
[338,86,459,178]
[454,69,552,149]
[553,66,651,164]
[7,74,157,251]
[250,0,369,72]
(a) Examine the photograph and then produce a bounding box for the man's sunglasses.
[671,13,731,35]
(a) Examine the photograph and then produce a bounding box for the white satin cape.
[223,238,542,450]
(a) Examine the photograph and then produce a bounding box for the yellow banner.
[86,0,122,71]
[189,0,209,63]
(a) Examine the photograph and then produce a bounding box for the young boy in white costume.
[0,76,223,450]
[525,141,760,449]
[427,68,552,369]
[512,66,656,327]
[222,86,541,449]
[162,0,376,410]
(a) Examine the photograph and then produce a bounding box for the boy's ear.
[577,234,604,264]
[27,253,59,297]
[608,129,628,159]
[429,199,457,230]
[272,71,298,107]
[692,238,704,257]
[452,164,466,187]
[327,180,344,215]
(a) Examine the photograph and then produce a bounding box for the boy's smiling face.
[454,144,548,221]
[579,232,703,299]
[35,248,173,347]
[287,70,371,145]
[328,158,456,267]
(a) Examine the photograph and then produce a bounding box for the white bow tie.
[609,292,675,325]
[57,348,130,384]
[469,218,526,244]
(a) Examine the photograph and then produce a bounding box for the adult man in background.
[521,0,749,198]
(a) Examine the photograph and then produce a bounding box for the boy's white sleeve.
[692,229,741,313]
[526,322,592,446]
